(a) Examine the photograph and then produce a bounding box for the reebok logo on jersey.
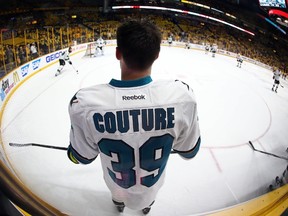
[122,94,146,101]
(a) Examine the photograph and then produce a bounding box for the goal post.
[84,42,97,57]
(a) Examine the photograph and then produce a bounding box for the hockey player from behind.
[55,46,72,76]
[67,20,201,215]
[94,36,105,57]
[272,68,281,93]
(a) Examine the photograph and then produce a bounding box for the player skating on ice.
[205,43,210,54]
[55,46,73,76]
[272,68,281,93]
[185,39,191,49]
[67,20,201,215]
[211,44,217,57]
[236,53,243,68]
[94,36,105,57]
[167,35,173,47]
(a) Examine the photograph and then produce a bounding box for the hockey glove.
[68,149,79,164]
[69,61,72,65]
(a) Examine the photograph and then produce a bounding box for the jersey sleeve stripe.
[173,136,201,159]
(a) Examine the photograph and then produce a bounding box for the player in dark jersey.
[205,43,210,54]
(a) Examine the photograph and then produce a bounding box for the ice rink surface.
[1,45,288,216]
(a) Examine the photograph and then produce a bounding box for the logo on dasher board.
[122,94,146,100]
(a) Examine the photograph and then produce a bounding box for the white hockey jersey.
[237,54,243,62]
[273,69,281,81]
[96,38,105,48]
[60,50,70,61]
[68,76,200,210]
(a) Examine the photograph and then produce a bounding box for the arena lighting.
[258,13,286,35]
[211,7,224,14]
[182,0,231,17]
[181,0,210,9]
[269,9,288,19]
[265,18,287,34]
[226,13,236,19]
[112,5,255,36]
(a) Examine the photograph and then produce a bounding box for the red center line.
[209,148,222,173]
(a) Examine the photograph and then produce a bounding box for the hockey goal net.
[84,42,97,57]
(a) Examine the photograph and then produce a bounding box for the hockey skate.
[142,200,154,215]
[55,69,61,77]
[116,205,125,213]
[113,200,125,213]
[142,206,151,215]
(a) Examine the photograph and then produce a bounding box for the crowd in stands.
[0,1,287,77]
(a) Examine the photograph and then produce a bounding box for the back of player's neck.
[121,70,151,81]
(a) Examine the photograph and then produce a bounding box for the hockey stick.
[9,143,68,151]
[9,142,178,154]
[248,141,288,161]
[71,64,78,73]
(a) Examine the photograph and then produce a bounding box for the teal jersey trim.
[109,76,152,88]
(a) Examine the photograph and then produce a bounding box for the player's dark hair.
[117,20,162,71]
